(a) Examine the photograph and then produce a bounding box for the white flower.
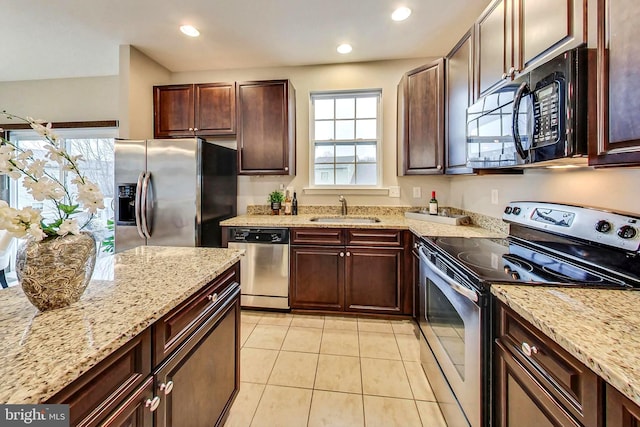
[16,207,42,225]
[0,145,15,161]
[57,219,80,236]
[22,177,65,201]
[0,160,23,180]
[25,159,48,179]
[45,145,65,164]
[26,223,46,241]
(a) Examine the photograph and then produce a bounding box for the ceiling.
[0,0,491,82]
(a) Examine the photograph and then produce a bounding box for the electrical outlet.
[279,183,285,190]
[491,189,499,205]
[412,187,421,198]
[389,186,401,198]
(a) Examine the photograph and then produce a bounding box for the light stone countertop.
[492,285,640,406]
[220,214,506,238]
[0,246,243,404]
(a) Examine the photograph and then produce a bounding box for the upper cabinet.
[237,80,296,175]
[445,29,474,175]
[589,0,640,167]
[476,0,586,97]
[153,83,236,138]
[397,59,445,175]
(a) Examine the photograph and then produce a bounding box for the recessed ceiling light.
[337,44,352,54]
[392,7,412,21]
[180,25,200,37]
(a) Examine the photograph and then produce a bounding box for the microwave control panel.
[532,81,561,147]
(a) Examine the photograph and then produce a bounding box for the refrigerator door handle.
[140,172,153,238]
[135,172,146,239]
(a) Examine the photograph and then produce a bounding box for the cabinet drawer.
[497,303,600,425]
[345,229,402,247]
[291,228,343,245]
[153,263,240,364]
[48,329,152,427]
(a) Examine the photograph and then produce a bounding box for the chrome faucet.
[339,195,347,216]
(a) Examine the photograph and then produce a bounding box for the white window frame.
[308,89,383,189]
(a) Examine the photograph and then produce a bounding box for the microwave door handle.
[134,172,146,239]
[418,246,479,303]
[512,82,530,160]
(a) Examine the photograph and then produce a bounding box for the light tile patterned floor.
[224,311,447,427]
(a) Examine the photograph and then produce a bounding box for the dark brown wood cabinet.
[606,383,640,426]
[237,80,296,175]
[590,0,640,167]
[290,228,410,315]
[397,59,445,175]
[475,0,586,97]
[153,83,236,138]
[445,28,474,175]
[494,301,602,427]
[48,264,241,427]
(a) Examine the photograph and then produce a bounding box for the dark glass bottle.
[292,192,298,215]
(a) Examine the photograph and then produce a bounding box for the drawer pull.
[521,342,539,357]
[340,252,345,257]
[207,293,219,302]
[346,252,351,256]
[159,381,174,395]
[145,396,161,412]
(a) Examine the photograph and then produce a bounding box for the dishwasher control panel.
[228,228,289,244]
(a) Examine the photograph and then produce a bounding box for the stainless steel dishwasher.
[227,227,289,310]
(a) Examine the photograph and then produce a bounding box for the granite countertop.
[492,285,640,406]
[220,214,506,238]
[0,246,243,404]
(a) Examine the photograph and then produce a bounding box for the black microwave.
[466,47,592,169]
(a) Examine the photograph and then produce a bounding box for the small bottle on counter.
[292,192,298,215]
[284,190,292,215]
[429,191,438,215]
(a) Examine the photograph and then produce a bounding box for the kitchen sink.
[309,216,381,224]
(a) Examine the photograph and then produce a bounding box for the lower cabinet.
[99,378,154,427]
[290,228,410,315]
[606,384,640,426]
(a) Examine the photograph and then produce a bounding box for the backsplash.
[245,205,508,234]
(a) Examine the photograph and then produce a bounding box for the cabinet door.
[606,383,640,426]
[195,83,236,136]
[590,0,640,166]
[155,286,240,427]
[494,341,581,427]
[513,0,586,74]
[397,59,445,175]
[290,246,344,311]
[345,247,403,314]
[98,378,154,427]
[445,29,474,175]
[237,80,295,175]
[153,85,195,138]
[476,0,508,97]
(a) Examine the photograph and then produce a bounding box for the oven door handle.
[418,245,479,304]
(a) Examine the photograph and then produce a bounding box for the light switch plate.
[389,186,401,198]
[412,187,421,198]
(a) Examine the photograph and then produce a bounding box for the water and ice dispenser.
[116,184,136,225]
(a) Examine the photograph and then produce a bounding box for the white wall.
[173,59,452,213]
[0,76,118,123]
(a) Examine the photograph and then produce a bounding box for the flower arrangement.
[0,111,105,241]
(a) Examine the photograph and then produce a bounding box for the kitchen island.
[0,246,243,425]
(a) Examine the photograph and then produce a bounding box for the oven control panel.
[503,202,640,252]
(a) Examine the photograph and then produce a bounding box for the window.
[310,90,382,187]
[8,127,116,256]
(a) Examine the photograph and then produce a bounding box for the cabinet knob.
[194,128,198,131]
[346,252,351,257]
[284,167,289,171]
[188,127,193,131]
[436,164,442,170]
[340,252,345,257]
[145,396,161,412]
[521,342,538,357]
[207,293,218,302]
[413,243,418,249]
[159,381,174,395]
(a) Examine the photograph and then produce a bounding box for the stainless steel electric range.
[416,202,640,427]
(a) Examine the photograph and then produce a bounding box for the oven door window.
[427,278,467,379]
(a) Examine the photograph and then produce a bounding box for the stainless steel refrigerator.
[114,138,237,252]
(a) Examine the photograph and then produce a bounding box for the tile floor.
[224,311,447,427]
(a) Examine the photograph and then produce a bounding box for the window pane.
[335,120,354,140]
[315,99,334,119]
[356,97,377,118]
[355,163,377,185]
[335,164,356,185]
[315,121,334,140]
[336,98,355,119]
[314,144,334,164]
[356,143,377,162]
[356,119,377,139]
[314,165,334,185]
[336,144,355,163]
